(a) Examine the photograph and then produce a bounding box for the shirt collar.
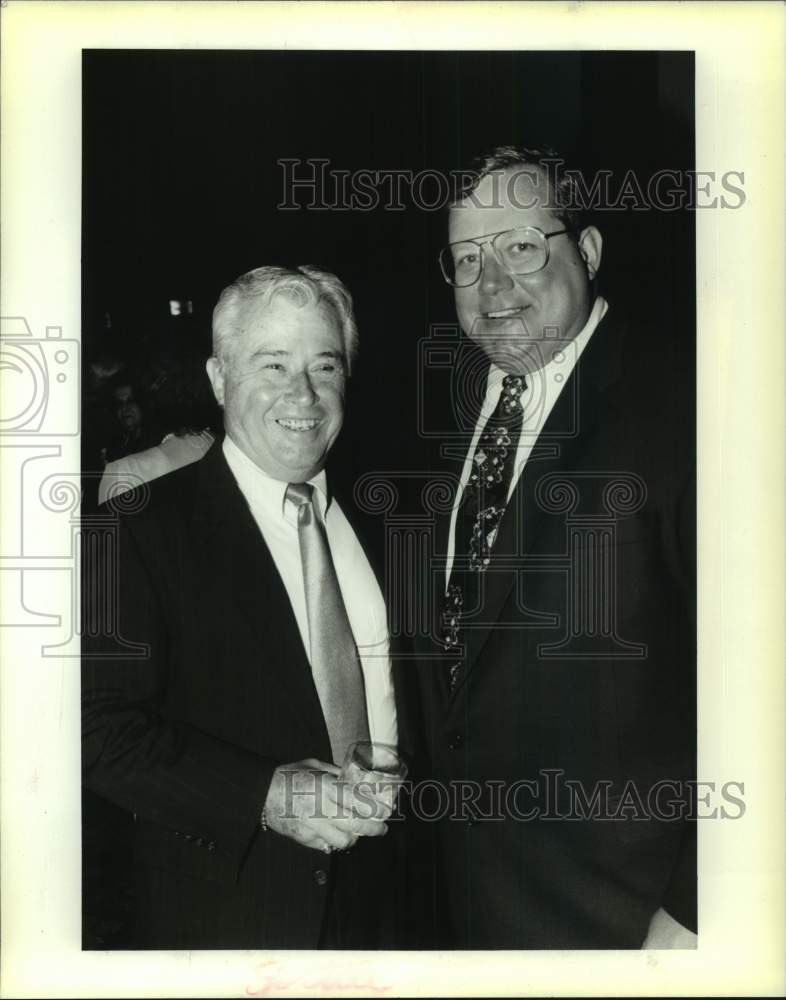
[486,295,609,398]
[222,433,330,518]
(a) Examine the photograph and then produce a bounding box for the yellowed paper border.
[1,2,784,996]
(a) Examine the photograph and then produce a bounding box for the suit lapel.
[191,443,330,750]
[417,450,460,715]
[447,312,627,701]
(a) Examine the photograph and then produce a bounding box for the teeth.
[277,418,319,431]
[486,308,523,319]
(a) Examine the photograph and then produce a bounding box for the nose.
[478,249,514,295]
[285,370,318,405]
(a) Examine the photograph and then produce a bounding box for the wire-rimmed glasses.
[439,226,571,288]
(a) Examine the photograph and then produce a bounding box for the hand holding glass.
[340,740,407,818]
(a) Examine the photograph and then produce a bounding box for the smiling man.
[418,147,697,949]
[82,265,403,949]
[448,166,602,371]
[206,281,347,482]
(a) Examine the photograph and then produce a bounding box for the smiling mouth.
[483,307,528,319]
[276,418,320,432]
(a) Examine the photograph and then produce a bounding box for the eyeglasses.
[439,226,571,288]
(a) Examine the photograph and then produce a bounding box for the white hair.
[211,265,359,374]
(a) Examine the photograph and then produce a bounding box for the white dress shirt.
[445,296,609,589]
[222,435,398,748]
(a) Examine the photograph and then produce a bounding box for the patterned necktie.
[443,374,528,690]
[286,482,370,765]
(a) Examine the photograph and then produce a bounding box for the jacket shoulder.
[99,453,204,535]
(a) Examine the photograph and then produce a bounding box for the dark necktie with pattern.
[443,373,528,690]
[286,482,370,765]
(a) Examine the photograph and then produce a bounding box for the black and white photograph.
[1,2,784,997]
[80,46,698,953]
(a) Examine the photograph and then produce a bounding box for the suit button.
[448,733,465,750]
[313,869,328,887]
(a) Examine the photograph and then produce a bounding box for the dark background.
[83,49,695,480]
[81,49,695,948]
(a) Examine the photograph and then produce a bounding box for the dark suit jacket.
[82,441,413,949]
[415,307,697,949]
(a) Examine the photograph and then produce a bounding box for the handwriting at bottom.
[246,962,392,997]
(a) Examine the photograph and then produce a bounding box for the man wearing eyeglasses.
[419,146,696,949]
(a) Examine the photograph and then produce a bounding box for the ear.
[577,225,603,280]
[206,356,225,407]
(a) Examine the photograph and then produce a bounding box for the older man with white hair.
[82,265,406,949]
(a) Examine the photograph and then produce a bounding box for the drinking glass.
[340,740,407,812]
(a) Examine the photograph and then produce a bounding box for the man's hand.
[642,906,698,949]
[262,758,391,853]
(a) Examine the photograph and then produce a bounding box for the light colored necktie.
[286,481,370,765]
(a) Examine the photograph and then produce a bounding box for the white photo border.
[1,2,784,997]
